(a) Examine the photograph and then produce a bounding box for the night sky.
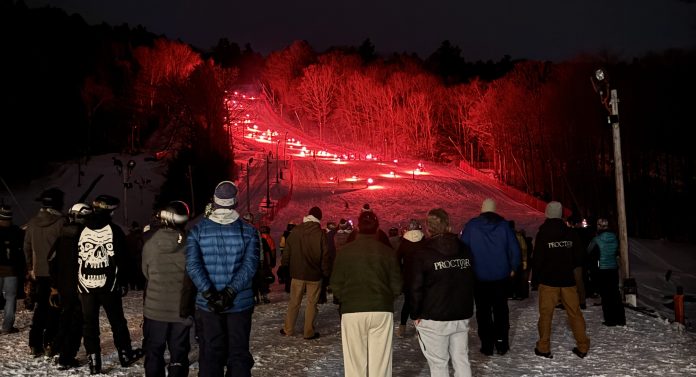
[24,0,696,61]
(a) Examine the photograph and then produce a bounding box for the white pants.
[415,319,472,377]
[340,311,393,377]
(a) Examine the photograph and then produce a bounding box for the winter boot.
[397,324,407,337]
[118,347,144,367]
[88,353,102,375]
[168,362,189,377]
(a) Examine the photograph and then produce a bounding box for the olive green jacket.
[331,233,402,314]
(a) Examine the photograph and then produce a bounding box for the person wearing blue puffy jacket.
[459,198,520,356]
[186,181,259,377]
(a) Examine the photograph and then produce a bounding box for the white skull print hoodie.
[77,211,128,293]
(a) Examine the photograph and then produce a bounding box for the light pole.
[265,152,271,209]
[275,140,280,183]
[283,131,289,168]
[113,157,136,225]
[591,68,633,306]
[246,158,253,214]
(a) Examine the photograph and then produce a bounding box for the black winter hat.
[38,187,64,209]
[92,194,120,212]
[159,200,190,227]
[308,206,323,220]
[358,211,379,234]
[213,181,238,209]
[0,205,12,220]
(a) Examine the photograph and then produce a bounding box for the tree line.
[3,0,695,241]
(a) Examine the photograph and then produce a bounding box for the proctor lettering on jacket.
[546,241,573,248]
[433,258,471,270]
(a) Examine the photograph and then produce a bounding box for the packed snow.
[1,103,695,376]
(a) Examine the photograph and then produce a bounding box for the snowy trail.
[2,115,695,375]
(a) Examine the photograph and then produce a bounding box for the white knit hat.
[481,198,496,213]
[545,201,563,219]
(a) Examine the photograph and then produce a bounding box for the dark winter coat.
[533,218,584,287]
[326,229,337,274]
[397,230,425,270]
[24,208,66,277]
[346,227,392,248]
[406,233,475,321]
[331,233,402,315]
[48,222,83,299]
[186,211,259,313]
[77,212,129,293]
[459,212,521,282]
[0,224,25,277]
[281,218,330,282]
[333,229,352,251]
[143,227,195,322]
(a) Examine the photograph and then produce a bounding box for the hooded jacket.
[406,233,475,321]
[77,212,128,293]
[281,216,330,282]
[24,208,66,277]
[186,209,259,313]
[331,233,402,315]
[48,222,83,298]
[143,227,194,322]
[533,218,584,287]
[397,229,425,271]
[459,212,521,281]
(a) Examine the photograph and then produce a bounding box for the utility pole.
[275,140,280,183]
[115,159,136,226]
[608,88,633,305]
[246,158,253,214]
[283,131,289,168]
[592,69,634,306]
[266,152,271,209]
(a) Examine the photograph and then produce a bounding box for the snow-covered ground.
[2,150,695,376]
[1,99,695,375]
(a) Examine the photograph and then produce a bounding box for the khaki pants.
[283,279,321,338]
[341,312,393,377]
[574,267,586,306]
[536,284,590,354]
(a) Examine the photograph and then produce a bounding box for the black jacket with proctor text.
[533,218,584,287]
[406,232,475,321]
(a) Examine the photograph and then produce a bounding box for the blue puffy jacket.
[186,211,259,313]
[459,212,521,282]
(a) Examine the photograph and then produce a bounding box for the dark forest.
[2,0,695,242]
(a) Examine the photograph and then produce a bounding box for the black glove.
[49,288,61,308]
[202,289,225,313]
[181,315,194,327]
[220,287,237,309]
[120,285,129,297]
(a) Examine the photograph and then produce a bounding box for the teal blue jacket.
[588,231,619,270]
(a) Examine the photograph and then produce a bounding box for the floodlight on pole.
[591,68,634,306]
